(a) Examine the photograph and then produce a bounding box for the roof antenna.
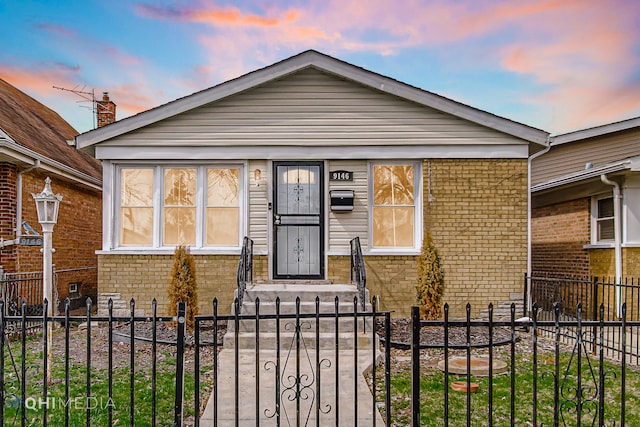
[53,85,101,129]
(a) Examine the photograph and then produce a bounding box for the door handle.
[274,215,281,225]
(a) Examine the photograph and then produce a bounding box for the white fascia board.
[552,116,640,146]
[0,138,102,190]
[77,51,549,151]
[95,144,529,161]
[531,160,631,193]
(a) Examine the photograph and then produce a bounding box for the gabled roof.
[0,78,101,188]
[552,116,640,146]
[76,50,549,153]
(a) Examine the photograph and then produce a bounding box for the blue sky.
[1,0,639,135]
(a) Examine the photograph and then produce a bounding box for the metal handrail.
[236,237,253,313]
[350,237,367,311]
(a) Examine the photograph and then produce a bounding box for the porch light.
[32,177,62,229]
[32,176,62,385]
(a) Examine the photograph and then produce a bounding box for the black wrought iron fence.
[411,303,640,426]
[1,297,639,426]
[0,271,47,316]
[529,274,640,361]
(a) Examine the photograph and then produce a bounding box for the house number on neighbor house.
[330,170,353,181]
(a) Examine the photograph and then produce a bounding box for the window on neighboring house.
[117,165,242,249]
[594,196,615,242]
[370,162,419,249]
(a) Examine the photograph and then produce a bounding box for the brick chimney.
[96,92,116,128]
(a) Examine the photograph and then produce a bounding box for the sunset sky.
[1,0,639,135]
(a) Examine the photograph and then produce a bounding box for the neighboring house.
[0,78,103,309]
[531,116,640,280]
[76,50,548,317]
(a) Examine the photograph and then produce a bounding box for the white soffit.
[95,144,529,160]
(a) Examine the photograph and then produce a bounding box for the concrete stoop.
[479,292,526,320]
[225,283,376,351]
[201,282,384,426]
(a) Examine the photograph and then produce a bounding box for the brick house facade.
[0,78,103,308]
[77,51,547,317]
[531,117,640,280]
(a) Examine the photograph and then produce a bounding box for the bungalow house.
[76,50,549,317]
[0,78,103,310]
[531,116,640,281]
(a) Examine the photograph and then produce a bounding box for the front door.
[273,161,324,279]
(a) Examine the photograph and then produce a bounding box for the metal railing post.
[174,301,186,427]
[411,306,420,426]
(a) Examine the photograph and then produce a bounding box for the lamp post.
[32,177,62,385]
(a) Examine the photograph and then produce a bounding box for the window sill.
[363,249,420,256]
[584,243,614,249]
[97,248,242,256]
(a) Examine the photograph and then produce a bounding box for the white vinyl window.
[592,195,615,243]
[117,165,243,249]
[369,162,420,250]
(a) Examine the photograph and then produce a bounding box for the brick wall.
[425,159,528,317]
[623,248,640,278]
[531,198,591,276]
[328,255,417,317]
[13,172,101,300]
[0,163,18,272]
[96,159,529,318]
[98,254,240,315]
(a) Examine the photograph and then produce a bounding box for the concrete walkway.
[200,283,385,426]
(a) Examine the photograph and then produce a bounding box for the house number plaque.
[330,170,353,181]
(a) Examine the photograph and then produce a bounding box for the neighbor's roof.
[76,50,549,152]
[0,78,101,188]
[551,116,640,146]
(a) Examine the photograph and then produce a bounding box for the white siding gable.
[94,68,530,160]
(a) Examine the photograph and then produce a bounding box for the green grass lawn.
[377,349,640,426]
[1,329,214,426]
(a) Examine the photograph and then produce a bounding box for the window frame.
[591,194,615,244]
[113,163,245,251]
[367,160,422,253]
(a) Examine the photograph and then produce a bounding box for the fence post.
[0,266,5,315]
[174,301,186,427]
[411,306,420,427]
[523,272,529,317]
[592,277,599,354]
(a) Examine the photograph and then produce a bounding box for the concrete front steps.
[479,292,526,319]
[224,282,376,350]
[202,281,385,426]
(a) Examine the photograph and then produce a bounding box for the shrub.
[168,245,199,331]
[416,231,445,320]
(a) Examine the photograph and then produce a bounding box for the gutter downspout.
[17,160,41,239]
[0,160,40,249]
[527,137,551,312]
[600,173,623,317]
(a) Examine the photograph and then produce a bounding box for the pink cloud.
[36,23,77,37]
[0,63,82,97]
[134,2,294,27]
[105,84,156,116]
